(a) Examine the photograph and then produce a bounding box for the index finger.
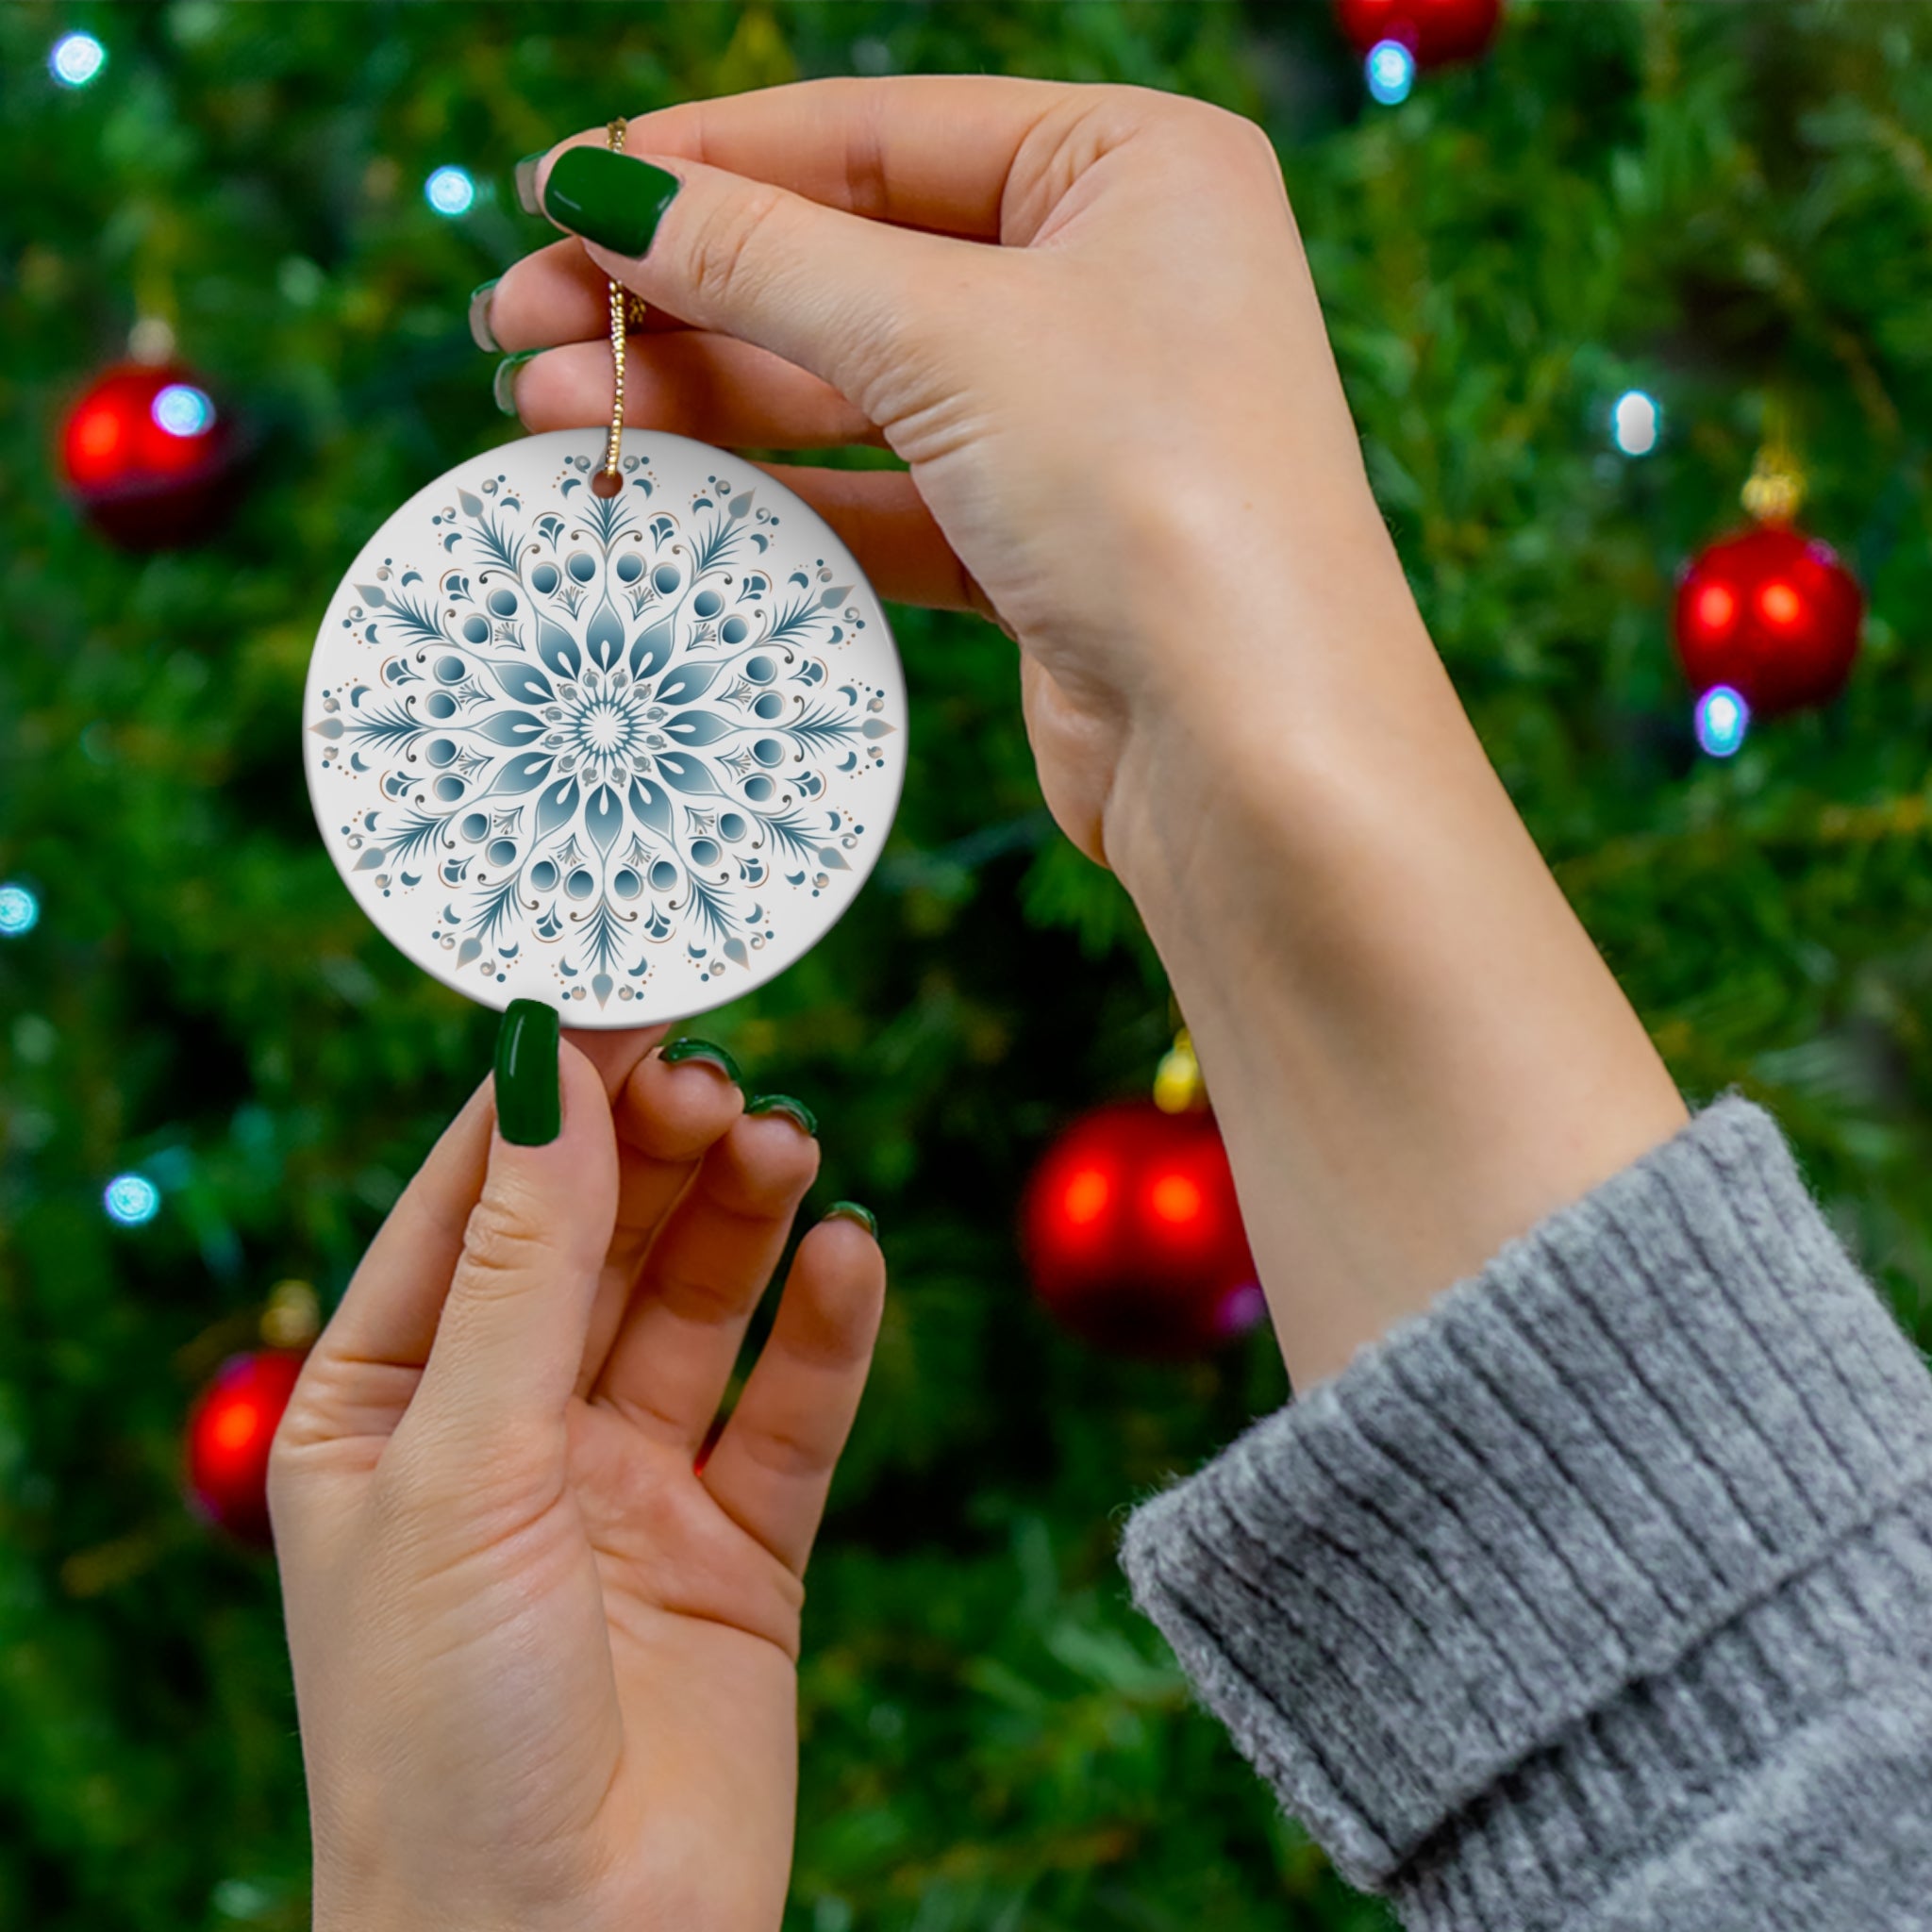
[552,74,1080,242]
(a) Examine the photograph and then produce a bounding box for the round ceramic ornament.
[304,428,905,1024]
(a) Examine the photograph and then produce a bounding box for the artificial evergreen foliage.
[4,6,1931,1929]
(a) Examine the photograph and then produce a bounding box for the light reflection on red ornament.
[184,1350,306,1546]
[1022,1101,1262,1357]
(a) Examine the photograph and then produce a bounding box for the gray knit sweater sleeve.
[1120,1099,1932,1931]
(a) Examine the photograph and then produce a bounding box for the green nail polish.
[492,350,540,416]
[494,999,560,1145]
[468,278,501,353]
[541,146,681,258]
[660,1037,742,1085]
[824,1200,877,1238]
[513,152,545,216]
[746,1093,818,1138]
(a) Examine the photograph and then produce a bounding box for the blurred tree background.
[5,3,1932,1928]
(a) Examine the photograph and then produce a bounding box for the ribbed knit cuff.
[1120,1099,1932,1914]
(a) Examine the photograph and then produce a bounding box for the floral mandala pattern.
[304,431,905,1022]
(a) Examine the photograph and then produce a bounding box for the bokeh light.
[103,1174,161,1226]
[1694,685,1750,758]
[1366,40,1416,106]
[425,165,476,216]
[152,383,216,438]
[49,32,106,88]
[1611,389,1660,457]
[0,882,39,937]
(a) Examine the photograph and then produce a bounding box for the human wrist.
[1096,541,1685,1386]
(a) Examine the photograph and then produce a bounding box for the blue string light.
[1365,40,1416,106]
[152,383,216,438]
[1611,390,1661,457]
[1694,685,1750,758]
[0,882,38,937]
[425,166,476,217]
[50,31,106,88]
[104,1174,161,1227]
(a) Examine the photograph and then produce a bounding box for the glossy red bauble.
[1674,524,1863,718]
[1021,1101,1263,1358]
[59,361,240,548]
[184,1350,306,1545]
[1334,0,1502,65]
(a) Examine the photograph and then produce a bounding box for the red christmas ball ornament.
[184,1349,306,1546]
[59,360,240,548]
[1674,524,1862,719]
[1021,1100,1263,1358]
[1335,0,1502,66]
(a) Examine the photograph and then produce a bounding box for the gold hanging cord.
[592,119,650,499]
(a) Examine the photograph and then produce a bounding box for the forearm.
[1104,496,1685,1388]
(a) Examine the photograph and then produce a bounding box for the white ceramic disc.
[305,429,905,1024]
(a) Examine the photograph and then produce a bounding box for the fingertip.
[783,1213,888,1357]
[616,1041,747,1159]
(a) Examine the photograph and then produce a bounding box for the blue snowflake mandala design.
[307,439,902,1014]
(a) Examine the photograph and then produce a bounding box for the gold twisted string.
[592,118,650,499]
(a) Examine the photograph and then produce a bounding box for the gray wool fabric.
[1120,1098,1932,1930]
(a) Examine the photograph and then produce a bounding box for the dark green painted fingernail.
[746,1093,818,1138]
[541,146,681,257]
[824,1200,877,1238]
[513,152,546,216]
[660,1037,742,1085]
[492,350,540,416]
[468,278,501,352]
[494,999,560,1145]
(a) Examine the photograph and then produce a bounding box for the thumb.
[408,1002,618,1446]
[532,141,977,421]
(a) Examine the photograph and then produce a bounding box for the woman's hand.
[486,75,1375,873]
[270,1017,883,1932]
[482,76,1685,1389]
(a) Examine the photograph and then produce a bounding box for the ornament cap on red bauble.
[59,361,242,549]
[1021,1099,1263,1359]
[1674,523,1863,718]
[184,1348,306,1546]
[1335,0,1503,65]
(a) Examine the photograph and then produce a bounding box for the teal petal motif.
[664,711,732,744]
[629,617,675,680]
[488,660,555,706]
[537,617,582,682]
[536,775,581,840]
[585,597,625,672]
[475,711,547,745]
[586,786,625,853]
[654,751,721,795]
[489,752,557,795]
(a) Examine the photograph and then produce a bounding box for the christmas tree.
[5,5,1932,1928]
